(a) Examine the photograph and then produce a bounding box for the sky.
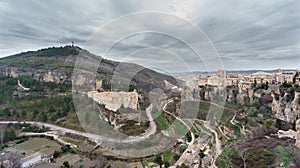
[0,0,299,72]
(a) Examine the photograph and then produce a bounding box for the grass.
[163,151,174,162]
[62,138,83,147]
[174,121,187,138]
[276,145,300,167]
[155,115,169,130]
[16,137,61,155]
[216,147,233,168]
[119,121,150,136]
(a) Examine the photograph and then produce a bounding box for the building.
[198,68,298,88]
[21,152,43,168]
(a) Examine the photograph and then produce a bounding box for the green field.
[155,115,169,130]
[174,121,187,138]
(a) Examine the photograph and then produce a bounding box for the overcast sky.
[0,0,299,72]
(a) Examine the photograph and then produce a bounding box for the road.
[203,123,221,167]
[18,80,30,91]
[162,100,195,145]
[139,104,157,138]
[0,105,157,144]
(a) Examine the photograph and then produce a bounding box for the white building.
[21,152,43,168]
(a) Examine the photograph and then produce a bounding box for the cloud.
[0,0,299,72]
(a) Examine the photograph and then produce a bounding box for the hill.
[0,45,179,92]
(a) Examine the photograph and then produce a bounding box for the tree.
[3,108,10,116]
[173,154,180,161]
[164,161,170,168]
[40,113,47,122]
[4,128,16,143]
[62,104,70,117]
[63,161,70,168]
[265,81,269,90]
[56,109,62,118]
[154,155,163,168]
[61,145,71,153]
[53,150,60,158]
[33,109,39,118]
[253,79,257,88]
[199,150,206,158]
[21,110,27,117]
[50,115,57,122]
[186,132,192,142]
[12,109,17,116]
[48,105,56,113]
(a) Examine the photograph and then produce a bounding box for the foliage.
[61,145,71,153]
[216,147,233,168]
[112,84,136,92]
[276,145,300,167]
[53,150,60,158]
[282,81,293,88]
[119,121,150,136]
[14,137,29,144]
[62,161,70,168]
[0,75,77,129]
[154,155,163,167]
[3,128,16,143]
[162,151,174,162]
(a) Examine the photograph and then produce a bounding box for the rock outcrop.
[296,119,300,149]
[272,91,300,149]
[87,91,138,112]
[0,67,71,84]
[272,92,300,124]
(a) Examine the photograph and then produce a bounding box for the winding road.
[0,104,157,144]
[162,100,195,144]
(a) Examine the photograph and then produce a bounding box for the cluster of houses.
[198,68,299,88]
[0,151,48,168]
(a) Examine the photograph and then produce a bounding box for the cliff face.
[87,91,138,112]
[0,46,179,92]
[296,119,300,149]
[273,92,300,149]
[272,92,300,124]
[0,67,71,83]
[199,86,253,105]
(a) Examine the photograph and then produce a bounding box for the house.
[21,152,43,168]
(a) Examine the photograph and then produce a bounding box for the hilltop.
[0,45,179,92]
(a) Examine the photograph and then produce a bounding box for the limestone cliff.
[296,119,300,149]
[271,92,300,124]
[87,91,138,112]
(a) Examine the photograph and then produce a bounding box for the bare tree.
[240,149,249,168]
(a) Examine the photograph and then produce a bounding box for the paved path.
[0,105,157,144]
[18,80,30,91]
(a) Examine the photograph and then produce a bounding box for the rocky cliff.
[271,92,300,124]
[87,91,138,112]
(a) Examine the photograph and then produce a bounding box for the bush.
[63,161,70,168]
[53,150,60,158]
